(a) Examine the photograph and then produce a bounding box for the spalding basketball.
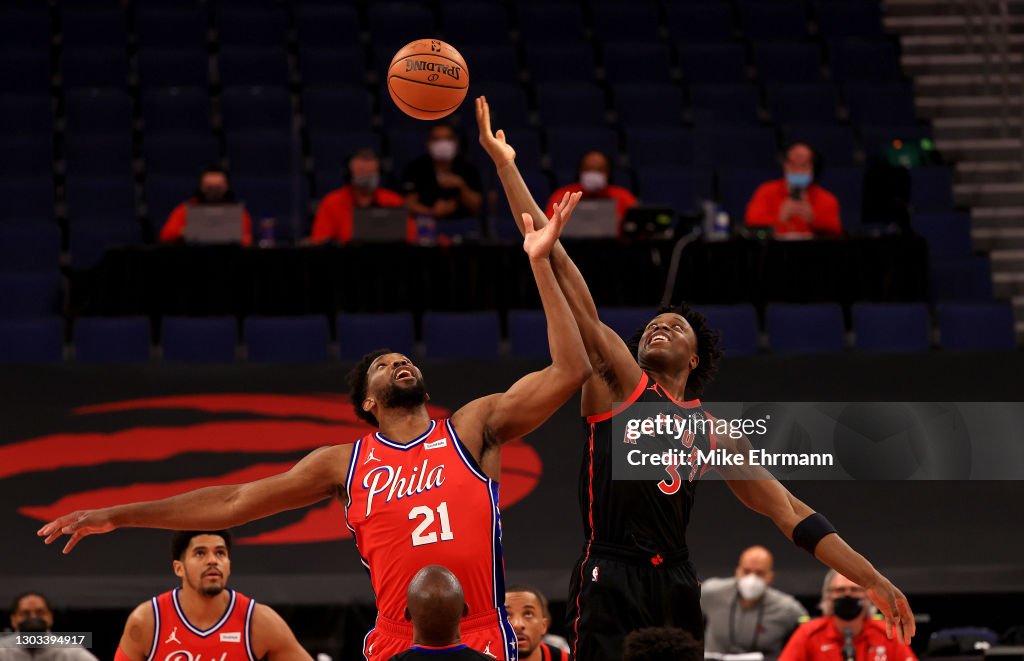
[387,39,469,120]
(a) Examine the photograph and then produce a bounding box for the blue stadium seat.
[678,43,748,83]
[817,167,863,231]
[64,132,134,177]
[64,88,133,134]
[0,177,55,222]
[142,88,211,133]
[494,169,552,239]
[60,47,129,90]
[162,317,238,362]
[689,83,761,125]
[626,126,695,168]
[538,82,606,127]
[227,130,301,177]
[600,308,657,342]
[214,8,288,49]
[738,1,810,41]
[753,42,824,82]
[0,94,53,138]
[423,312,500,358]
[614,83,685,127]
[470,83,530,129]
[0,318,64,363]
[843,82,918,126]
[337,312,416,361]
[528,45,597,84]
[145,175,194,227]
[590,2,661,42]
[65,174,137,224]
[456,45,520,85]
[938,302,1016,351]
[698,304,760,356]
[666,3,735,42]
[441,2,510,45]
[910,167,955,213]
[294,6,360,48]
[765,82,839,124]
[852,303,930,353]
[367,3,436,48]
[781,123,857,166]
[298,45,367,87]
[718,168,778,222]
[232,176,309,241]
[221,85,293,132]
[303,86,373,133]
[828,39,902,82]
[134,7,209,51]
[69,223,142,270]
[635,166,700,214]
[0,223,60,272]
[816,1,884,39]
[144,132,220,177]
[707,127,778,169]
[245,316,330,363]
[310,130,384,193]
[546,127,619,173]
[0,272,62,319]
[388,128,430,175]
[1,136,54,178]
[74,316,152,362]
[137,48,211,89]
[911,211,972,257]
[507,309,548,358]
[0,49,52,97]
[602,42,675,85]
[517,5,587,47]
[60,8,128,50]
[766,304,846,353]
[929,256,994,301]
[217,47,291,88]
[472,128,543,174]
[0,8,52,50]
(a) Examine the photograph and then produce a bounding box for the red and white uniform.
[345,418,517,661]
[146,589,256,661]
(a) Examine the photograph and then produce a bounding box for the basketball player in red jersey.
[39,203,592,661]
[476,96,915,661]
[115,531,310,661]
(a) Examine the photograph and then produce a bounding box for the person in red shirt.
[159,166,254,246]
[778,571,918,661]
[310,148,409,243]
[546,151,637,233]
[745,143,843,238]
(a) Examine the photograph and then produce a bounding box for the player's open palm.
[867,577,916,644]
[475,96,515,166]
[522,191,582,261]
[38,508,116,554]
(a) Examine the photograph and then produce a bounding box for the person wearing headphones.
[310,148,408,243]
[745,143,842,238]
[545,150,637,232]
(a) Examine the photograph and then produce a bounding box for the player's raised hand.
[37,508,117,554]
[475,96,515,166]
[522,191,581,261]
[866,575,916,644]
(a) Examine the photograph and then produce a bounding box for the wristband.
[792,512,837,554]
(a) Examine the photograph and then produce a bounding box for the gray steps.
[915,73,1024,97]
[932,117,1023,140]
[902,53,1024,76]
[991,249,1024,270]
[934,137,1024,161]
[900,34,1024,56]
[886,0,1024,16]
[955,181,1024,206]
[956,161,1024,184]
[993,271,1024,297]
[916,94,1024,119]
[973,227,1024,251]
[885,14,1024,35]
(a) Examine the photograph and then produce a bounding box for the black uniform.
[565,371,715,661]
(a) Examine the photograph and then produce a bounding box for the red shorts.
[362,608,517,660]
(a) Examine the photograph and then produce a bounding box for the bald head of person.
[404,565,469,647]
[734,546,775,605]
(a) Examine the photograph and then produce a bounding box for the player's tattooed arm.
[38,445,351,554]
[116,602,154,661]
[251,604,315,661]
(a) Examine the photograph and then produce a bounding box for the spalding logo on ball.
[388,39,469,120]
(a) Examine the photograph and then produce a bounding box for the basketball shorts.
[363,607,518,660]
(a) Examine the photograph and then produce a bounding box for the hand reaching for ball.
[522,191,582,261]
[476,96,516,166]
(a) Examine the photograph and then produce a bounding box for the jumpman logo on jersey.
[483,641,496,658]
[164,627,181,645]
[363,447,381,464]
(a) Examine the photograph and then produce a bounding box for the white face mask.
[579,170,607,192]
[428,139,457,161]
[737,574,767,601]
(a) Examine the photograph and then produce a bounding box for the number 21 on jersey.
[408,501,454,547]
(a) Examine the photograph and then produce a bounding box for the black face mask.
[17,617,49,633]
[833,595,864,621]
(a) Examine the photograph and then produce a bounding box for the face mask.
[428,139,457,161]
[580,171,607,192]
[786,173,812,190]
[832,595,864,621]
[737,574,767,601]
[199,187,227,204]
[17,617,49,633]
[351,174,380,191]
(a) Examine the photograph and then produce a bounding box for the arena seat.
[852,302,931,353]
[245,316,330,363]
[738,1,810,41]
[753,42,824,83]
[303,86,374,133]
[507,309,548,358]
[0,272,63,319]
[666,3,735,42]
[143,132,220,177]
[614,83,686,127]
[781,123,857,166]
[938,302,1016,351]
[217,47,291,88]
[698,304,760,356]
[912,212,973,257]
[337,312,416,361]
[423,312,500,358]
[162,316,238,362]
[134,7,209,51]
[816,1,884,39]
[677,43,748,84]
[766,303,846,353]
[537,82,606,127]
[0,223,60,273]
[0,318,64,363]
[929,257,994,301]
[69,223,143,270]
[765,82,839,125]
[297,45,366,87]
[603,42,675,85]
[293,6,360,49]
[74,316,152,362]
[599,307,657,342]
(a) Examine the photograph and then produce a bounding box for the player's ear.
[689,353,699,371]
[541,616,551,635]
[172,560,184,578]
[362,398,374,413]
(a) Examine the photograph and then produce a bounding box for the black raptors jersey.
[578,371,716,552]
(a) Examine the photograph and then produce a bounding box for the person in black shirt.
[402,122,482,223]
[477,96,915,661]
[387,566,494,661]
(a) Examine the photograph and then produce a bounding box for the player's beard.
[381,378,427,411]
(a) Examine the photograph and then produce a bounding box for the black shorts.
[565,542,703,661]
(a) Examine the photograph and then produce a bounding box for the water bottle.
[701,200,730,242]
[258,217,276,248]
[415,213,437,246]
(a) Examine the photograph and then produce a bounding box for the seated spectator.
[0,592,98,661]
[310,148,408,243]
[546,151,637,229]
[622,627,702,661]
[402,122,483,225]
[701,545,808,655]
[159,166,253,246]
[778,570,917,661]
[745,143,842,238]
[387,565,492,660]
[505,585,569,661]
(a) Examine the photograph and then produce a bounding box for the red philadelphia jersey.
[345,418,506,621]
[146,589,256,661]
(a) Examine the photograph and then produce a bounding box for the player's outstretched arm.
[476,96,643,410]
[252,603,315,661]
[717,435,915,644]
[37,445,350,554]
[115,602,154,661]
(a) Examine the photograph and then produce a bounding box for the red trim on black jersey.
[585,372,650,423]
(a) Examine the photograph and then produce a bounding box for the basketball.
[387,38,469,120]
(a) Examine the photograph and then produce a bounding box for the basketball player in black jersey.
[477,96,915,661]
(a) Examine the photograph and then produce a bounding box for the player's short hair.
[9,592,52,616]
[622,627,702,661]
[506,584,551,619]
[347,348,392,427]
[626,303,722,396]
[171,530,232,562]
